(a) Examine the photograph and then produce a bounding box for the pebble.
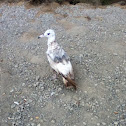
[84,91,87,94]
[31,123,35,126]
[81,101,85,106]
[122,104,125,107]
[36,76,40,81]
[113,53,118,56]
[35,116,39,119]
[14,64,18,68]
[34,82,39,87]
[14,101,19,105]
[40,120,44,123]
[10,89,14,93]
[40,86,44,90]
[11,104,16,109]
[63,104,67,107]
[51,119,56,123]
[83,122,87,125]
[102,122,106,125]
[69,107,73,111]
[22,83,25,86]
[25,78,29,81]
[37,124,41,126]
[97,123,100,126]
[58,87,62,92]
[114,122,118,125]
[95,83,98,86]
[51,92,55,96]
[30,118,33,121]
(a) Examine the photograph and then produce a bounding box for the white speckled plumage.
[38,29,76,89]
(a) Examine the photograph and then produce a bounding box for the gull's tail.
[60,73,77,90]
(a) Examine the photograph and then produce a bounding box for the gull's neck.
[47,36,56,46]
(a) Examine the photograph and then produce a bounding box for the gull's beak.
[38,34,44,39]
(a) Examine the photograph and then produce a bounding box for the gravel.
[0,2,126,126]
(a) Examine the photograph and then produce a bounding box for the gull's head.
[38,29,55,39]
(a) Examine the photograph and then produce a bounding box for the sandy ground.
[0,2,126,126]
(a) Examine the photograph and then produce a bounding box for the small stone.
[122,104,125,107]
[15,64,18,68]
[11,104,16,109]
[58,87,62,92]
[84,91,87,94]
[102,122,106,125]
[97,123,100,126]
[40,120,44,123]
[34,82,39,87]
[40,86,44,90]
[64,104,67,107]
[30,117,33,120]
[83,122,86,125]
[81,101,85,106]
[51,92,55,96]
[10,89,14,93]
[113,53,118,56]
[36,76,40,81]
[51,119,56,123]
[31,123,35,126]
[8,117,14,120]
[37,124,41,126]
[95,83,98,86]
[62,93,65,96]
[14,101,19,105]
[2,93,6,95]
[22,83,25,86]
[55,93,58,96]
[69,107,73,111]
[35,116,39,119]
[114,122,118,125]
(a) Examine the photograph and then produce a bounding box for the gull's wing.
[47,45,70,63]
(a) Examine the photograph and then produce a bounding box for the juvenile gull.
[38,29,77,90]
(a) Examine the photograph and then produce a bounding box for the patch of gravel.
[0,2,126,126]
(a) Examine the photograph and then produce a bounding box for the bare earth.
[0,2,126,126]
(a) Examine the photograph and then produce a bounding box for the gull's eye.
[47,33,50,35]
